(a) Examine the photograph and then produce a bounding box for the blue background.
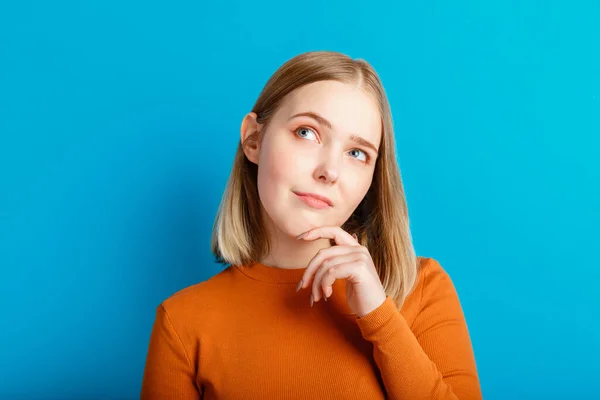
[1,1,598,398]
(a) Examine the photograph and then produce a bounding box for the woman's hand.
[296,226,387,317]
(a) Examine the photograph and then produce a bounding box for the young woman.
[141,51,482,399]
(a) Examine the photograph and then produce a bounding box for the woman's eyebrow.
[289,111,333,129]
[350,135,379,154]
[288,111,379,153]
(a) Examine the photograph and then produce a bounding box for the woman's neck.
[258,216,332,270]
[260,236,332,270]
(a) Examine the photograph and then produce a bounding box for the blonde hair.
[211,51,421,308]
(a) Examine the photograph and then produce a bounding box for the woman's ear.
[240,112,261,165]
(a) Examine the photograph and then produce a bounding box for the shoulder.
[417,256,453,286]
[401,257,458,317]
[157,266,238,328]
[417,256,460,299]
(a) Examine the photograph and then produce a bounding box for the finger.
[319,261,362,300]
[300,245,360,290]
[297,226,356,246]
[312,253,362,302]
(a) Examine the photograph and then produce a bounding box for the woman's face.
[242,80,382,239]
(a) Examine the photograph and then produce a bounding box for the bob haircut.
[211,51,421,308]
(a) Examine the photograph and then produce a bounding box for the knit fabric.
[141,257,482,399]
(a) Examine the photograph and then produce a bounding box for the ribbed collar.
[234,261,306,284]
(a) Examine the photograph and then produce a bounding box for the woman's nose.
[313,155,340,184]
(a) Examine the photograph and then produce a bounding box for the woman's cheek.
[257,149,292,208]
[262,150,291,184]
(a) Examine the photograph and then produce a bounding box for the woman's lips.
[294,192,332,209]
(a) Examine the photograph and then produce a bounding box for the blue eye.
[296,127,318,141]
[349,148,367,162]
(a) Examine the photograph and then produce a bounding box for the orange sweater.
[141,257,482,399]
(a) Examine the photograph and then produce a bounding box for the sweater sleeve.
[355,259,482,400]
[141,304,201,400]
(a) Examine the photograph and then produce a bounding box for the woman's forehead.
[276,81,382,142]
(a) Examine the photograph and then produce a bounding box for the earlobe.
[240,112,261,165]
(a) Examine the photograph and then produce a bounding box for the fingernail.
[310,294,314,307]
[323,294,327,302]
[296,280,303,292]
[296,232,307,240]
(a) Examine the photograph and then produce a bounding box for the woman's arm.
[141,304,201,400]
[355,259,482,400]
